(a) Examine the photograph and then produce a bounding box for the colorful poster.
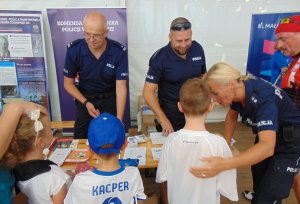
[246,12,300,81]
[47,8,130,128]
[0,10,49,111]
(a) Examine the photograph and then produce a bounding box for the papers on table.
[150,132,167,145]
[123,147,146,166]
[151,147,162,160]
[127,134,147,144]
[49,148,72,166]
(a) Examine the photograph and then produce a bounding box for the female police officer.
[190,62,300,203]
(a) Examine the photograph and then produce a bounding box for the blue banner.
[246,12,300,81]
[47,8,130,129]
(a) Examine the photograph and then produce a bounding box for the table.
[59,138,162,171]
[51,121,75,129]
[121,138,162,169]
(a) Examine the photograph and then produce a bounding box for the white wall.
[127,0,299,122]
[0,0,299,122]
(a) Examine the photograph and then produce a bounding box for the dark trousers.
[251,135,300,203]
[160,101,185,131]
[74,94,116,139]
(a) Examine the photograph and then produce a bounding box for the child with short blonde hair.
[156,78,238,204]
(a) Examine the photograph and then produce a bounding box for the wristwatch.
[83,99,89,107]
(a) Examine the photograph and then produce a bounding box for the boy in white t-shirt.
[65,113,146,204]
[156,78,238,204]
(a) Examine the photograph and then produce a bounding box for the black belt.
[159,101,178,109]
[83,91,115,100]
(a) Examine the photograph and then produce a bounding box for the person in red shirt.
[276,14,300,203]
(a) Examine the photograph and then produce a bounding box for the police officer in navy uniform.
[64,12,128,139]
[142,17,206,135]
[190,62,300,203]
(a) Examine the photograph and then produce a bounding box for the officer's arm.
[142,82,173,135]
[63,76,87,105]
[190,130,276,178]
[231,130,275,167]
[224,109,238,145]
[224,130,276,169]
[116,79,127,121]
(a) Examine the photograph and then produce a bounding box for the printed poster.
[0,10,49,112]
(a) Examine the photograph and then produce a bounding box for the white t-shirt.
[18,165,71,204]
[64,166,147,204]
[156,129,238,204]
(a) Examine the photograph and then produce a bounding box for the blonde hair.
[204,62,249,85]
[179,77,211,116]
[0,112,48,168]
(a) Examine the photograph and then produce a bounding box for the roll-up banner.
[47,8,130,130]
[246,12,300,80]
[0,10,50,114]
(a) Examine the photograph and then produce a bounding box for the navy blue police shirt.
[64,38,128,94]
[145,41,206,105]
[231,79,300,134]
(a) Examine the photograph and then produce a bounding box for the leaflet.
[149,132,167,145]
[123,147,146,166]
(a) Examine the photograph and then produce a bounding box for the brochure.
[127,134,147,144]
[123,147,146,166]
[149,132,167,145]
[151,147,162,161]
[65,149,91,163]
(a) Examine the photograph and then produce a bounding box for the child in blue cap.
[65,113,146,204]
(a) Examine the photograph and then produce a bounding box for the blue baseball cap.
[88,113,125,154]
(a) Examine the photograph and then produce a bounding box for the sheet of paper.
[151,147,162,161]
[149,132,167,145]
[127,134,147,143]
[123,147,146,166]
[49,148,71,166]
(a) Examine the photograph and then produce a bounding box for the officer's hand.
[160,118,174,136]
[86,102,100,118]
[189,156,225,178]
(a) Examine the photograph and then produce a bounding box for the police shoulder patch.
[111,39,127,52]
[67,39,81,49]
[250,93,259,106]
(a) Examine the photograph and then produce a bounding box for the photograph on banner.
[0,10,49,112]
[0,61,18,97]
[246,12,300,83]
[0,35,10,58]
[47,8,130,129]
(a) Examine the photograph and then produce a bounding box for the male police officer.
[64,12,128,139]
[143,17,206,135]
[275,14,300,203]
